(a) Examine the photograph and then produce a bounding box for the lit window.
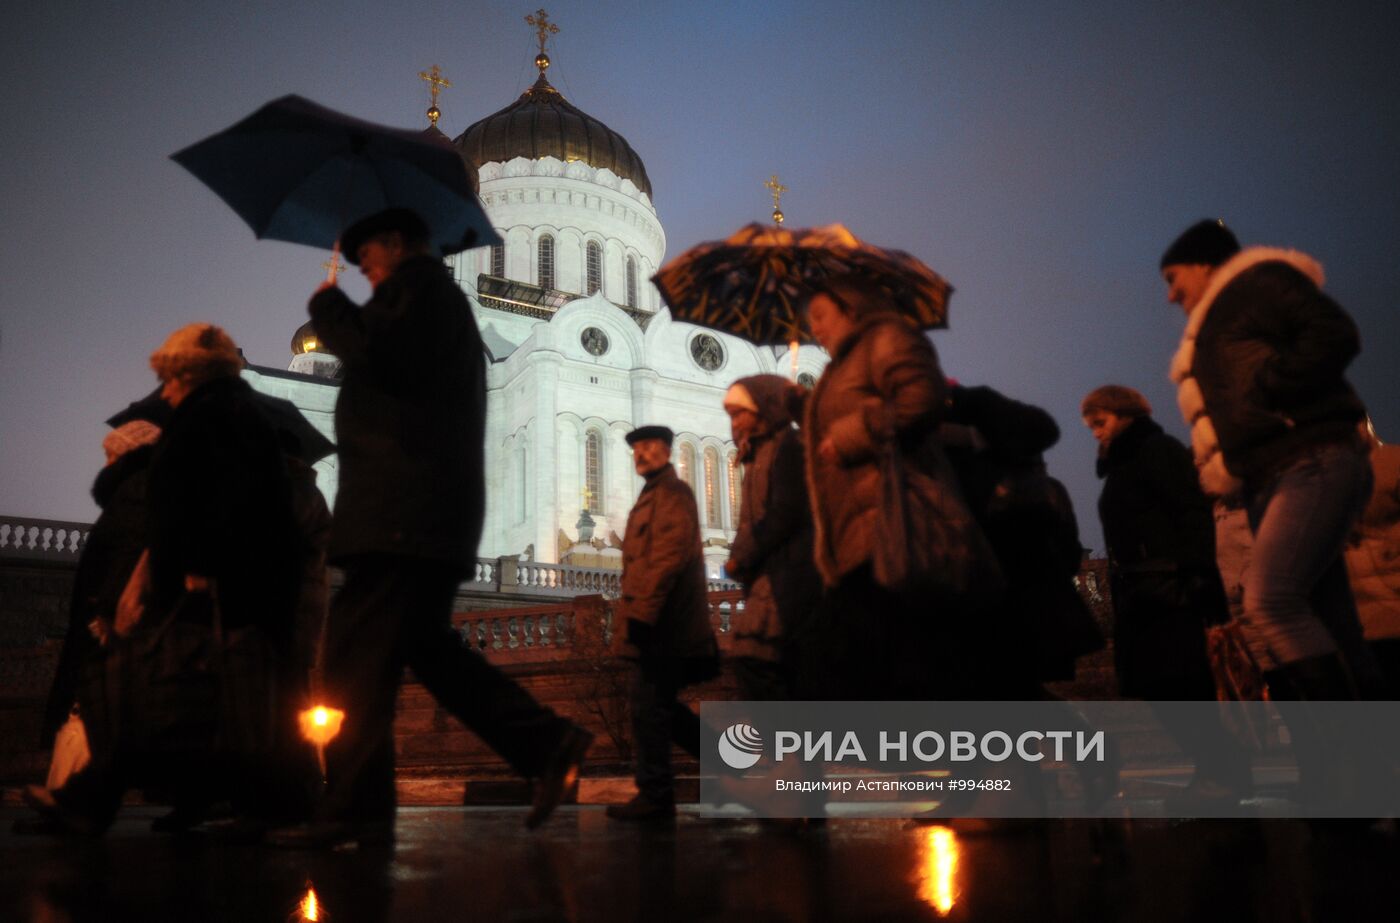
[586,241,602,295]
[538,235,555,290]
[728,451,742,527]
[704,448,721,527]
[585,431,603,514]
[490,243,504,278]
[678,443,696,489]
[625,256,638,308]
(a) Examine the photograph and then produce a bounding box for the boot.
[1265,653,1367,816]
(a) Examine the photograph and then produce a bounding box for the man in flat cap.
[276,208,591,847]
[608,425,718,820]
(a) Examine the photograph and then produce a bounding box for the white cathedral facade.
[246,57,828,576]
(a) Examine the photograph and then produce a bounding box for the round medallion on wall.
[797,372,817,390]
[689,333,725,371]
[580,326,610,357]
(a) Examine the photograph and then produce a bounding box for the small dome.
[291,320,322,356]
[454,73,652,197]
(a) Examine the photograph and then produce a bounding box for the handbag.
[1206,620,1271,751]
[871,443,1004,600]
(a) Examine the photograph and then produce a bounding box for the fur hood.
[1167,247,1324,496]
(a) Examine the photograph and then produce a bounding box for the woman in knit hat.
[1082,385,1250,807]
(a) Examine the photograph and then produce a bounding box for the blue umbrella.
[171,95,500,265]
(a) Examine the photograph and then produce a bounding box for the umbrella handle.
[790,339,800,381]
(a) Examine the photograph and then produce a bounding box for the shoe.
[22,784,57,812]
[151,806,206,835]
[606,794,677,822]
[267,820,393,850]
[19,786,103,836]
[526,725,594,829]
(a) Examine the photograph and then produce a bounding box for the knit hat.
[103,420,161,460]
[1081,385,1152,419]
[1160,219,1241,269]
[149,323,243,383]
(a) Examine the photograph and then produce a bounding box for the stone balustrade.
[0,517,89,560]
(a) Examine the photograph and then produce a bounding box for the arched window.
[678,443,696,489]
[514,445,528,523]
[490,243,505,278]
[538,234,555,290]
[625,255,638,308]
[727,451,742,528]
[586,240,602,295]
[703,447,721,527]
[585,430,603,514]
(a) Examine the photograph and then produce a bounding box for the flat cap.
[625,425,675,446]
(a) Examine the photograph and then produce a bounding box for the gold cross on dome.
[527,9,559,54]
[765,174,789,225]
[419,65,451,126]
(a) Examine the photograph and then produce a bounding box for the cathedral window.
[727,451,742,528]
[585,431,604,514]
[586,241,602,295]
[515,446,528,523]
[625,256,638,308]
[678,443,696,490]
[490,243,505,278]
[538,234,555,290]
[704,448,721,527]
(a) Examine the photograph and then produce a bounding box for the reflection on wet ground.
[2,806,1396,921]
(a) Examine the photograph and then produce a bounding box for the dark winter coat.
[1348,442,1400,642]
[1171,247,1367,494]
[148,376,300,637]
[309,254,485,570]
[944,385,1102,683]
[42,446,154,746]
[803,311,949,587]
[1095,415,1225,697]
[726,426,819,662]
[618,464,718,678]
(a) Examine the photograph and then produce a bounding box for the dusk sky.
[2,0,1397,555]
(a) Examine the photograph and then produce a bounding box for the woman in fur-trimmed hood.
[1161,220,1378,707]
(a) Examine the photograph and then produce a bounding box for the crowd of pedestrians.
[18,210,1397,841]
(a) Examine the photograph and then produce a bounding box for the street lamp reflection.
[915,825,961,916]
[293,882,324,922]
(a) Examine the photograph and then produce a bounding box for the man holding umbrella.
[274,208,591,847]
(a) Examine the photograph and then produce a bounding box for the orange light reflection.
[915,825,961,916]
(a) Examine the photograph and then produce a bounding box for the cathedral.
[244,24,828,577]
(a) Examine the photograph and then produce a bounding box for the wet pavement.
[2,806,1397,922]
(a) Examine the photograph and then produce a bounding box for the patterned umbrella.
[652,223,953,347]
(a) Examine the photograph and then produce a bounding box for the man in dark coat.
[1082,385,1250,806]
[277,209,590,847]
[607,425,718,821]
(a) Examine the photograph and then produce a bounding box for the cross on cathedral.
[419,64,451,127]
[322,253,345,284]
[526,9,560,72]
[765,174,788,225]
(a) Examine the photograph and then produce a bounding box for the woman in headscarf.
[722,374,819,700]
[801,279,999,700]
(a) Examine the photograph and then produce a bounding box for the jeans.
[1244,441,1374,672]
